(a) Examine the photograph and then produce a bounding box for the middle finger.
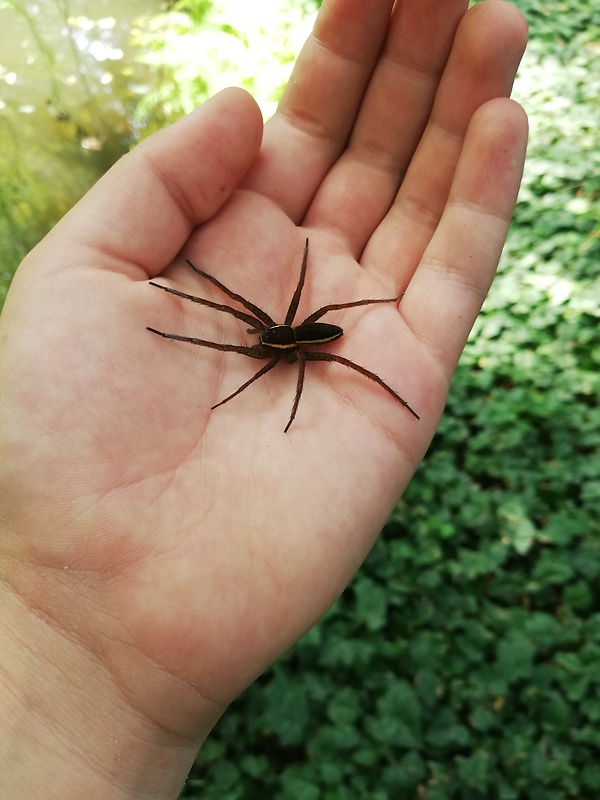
[304,0,469,247]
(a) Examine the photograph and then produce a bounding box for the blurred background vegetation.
[1,0,599,797]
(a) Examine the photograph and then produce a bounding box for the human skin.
[0,0,528,797]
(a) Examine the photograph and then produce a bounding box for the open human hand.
[0,0,527,796]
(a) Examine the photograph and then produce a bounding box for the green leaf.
[353,577,388,631]
[240,754,269,778]
[425,708,471,750]
[496,631,534,683]
[382,752,426,789]
[532,551,575,585]
[264,673,309,746]
[326,687,361,726]
[498,499,537,554]
[278,771,319,800]
[456,748,494,790]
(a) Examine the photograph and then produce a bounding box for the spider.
[147,238,419,432]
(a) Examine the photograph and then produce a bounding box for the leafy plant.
[182,2,600,798]
[131,0,318,129]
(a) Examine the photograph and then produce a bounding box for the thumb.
[38,87,264,278]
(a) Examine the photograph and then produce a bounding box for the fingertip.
[466,97,529,192]
[467,0,529,50]
[137,85,264,217]
[173,86,264,159]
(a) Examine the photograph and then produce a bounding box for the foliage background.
[1,0,599,797]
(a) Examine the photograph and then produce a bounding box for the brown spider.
[147,238,419,432]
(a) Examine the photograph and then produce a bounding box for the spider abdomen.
[294,323,343,347]
[260,322,343,349]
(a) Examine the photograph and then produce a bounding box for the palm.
[0,0,527,736]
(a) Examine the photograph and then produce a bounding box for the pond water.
[0,0,167,278]
[0,0,314,285]
[0,0,165,156]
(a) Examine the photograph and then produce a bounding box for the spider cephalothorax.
[147,239,419,432]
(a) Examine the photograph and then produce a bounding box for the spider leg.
[211,357,280,411]
[185,260,276,328]
[146,327,267,358]
[284,349,306,433]
[301,294,404,325]
[304,351,420,420]
[149,282,265,331]
[284,238,309,326]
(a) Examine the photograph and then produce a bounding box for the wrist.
[0,579,204,799]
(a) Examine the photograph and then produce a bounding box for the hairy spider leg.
[148,282,265,331]
[210,357,280,412]
[300,293,404,325]
[147,326,284,414]
[284,238,309,326]
[284,349,306,433]
[185,260,275,328]
[146,328,266,358]
[303,351,420,420]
